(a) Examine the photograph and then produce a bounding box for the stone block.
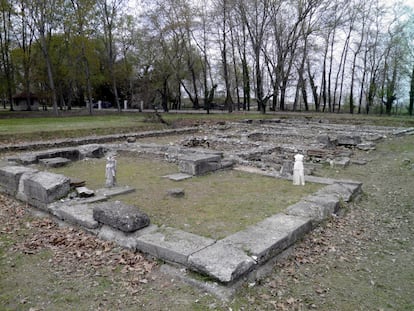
[43,148,81,161]
[316,135,336,148]
[98,224,158,249]
[285,196,339,224]
[93,201,150,232]
[337,135,361,146]
[11,153,38,165]
[78,144,106,158]
[136,227,215,265]
[333,157,350,168]
[24,171,70,209]
[221,213,312,264]
[54,203,99,229]
[178,154,222,175]
[314,182,362,203]
[38,157,71,168]
[95,186,135,198]
[0,166,37,196]
[163,173,193,181]
[75,186,95,198]
[188,240,256,284]
[357,142,376,151]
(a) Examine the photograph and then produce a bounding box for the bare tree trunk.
[327,28,336,112]
[409,65,414,116]
[307,60,319,111]
[221,0,233,113]
[0,4,14,111]
[39,33,58,115]
[320,35,329,112]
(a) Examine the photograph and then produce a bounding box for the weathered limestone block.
[98,224,158,249]
[0,166,37,196]
[285,196,339,225]
[54,203,99,229]
[314,182,362,203]
[76,186,95,198]
[221,213,312,264]
[93,201,150,232]
[43,148,81,161]
[337,135,361,146]
[333,157,350,168]
[317,135,336,148]
[23,171,70,209]
[136,227,215,265]
[9,153,38,165]
[357,142,376,151]
[78,144,106,158]
[38,157,71,168]
[188,241,256,284]
[178,154,222,175]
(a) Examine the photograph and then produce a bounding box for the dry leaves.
[1,193,156,290]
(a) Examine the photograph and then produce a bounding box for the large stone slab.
[93,201,150,232]
[38,147,81,161]
[8,153,38,165]
[136,227,215,265]
[54,203,99,229]
[23,171,70,209]
[95,186,135,198]
[0,166,37,196]
[78,144,106,158]
[315,182,362,203]
[337,135,362,146]
[163,173,192,181]
[39,157,71,168]
[98,224,158,249]
[178,154,222,175]
[285,196,339,224]
[221,213,312,264]
[188,241,256,284]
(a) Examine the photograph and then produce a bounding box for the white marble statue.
[293,153,305,186]
[105,155,117,187]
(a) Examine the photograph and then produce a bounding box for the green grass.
[0,111,413,145]
[49,156,322,239]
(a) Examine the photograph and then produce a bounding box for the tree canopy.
[0,0,413,115]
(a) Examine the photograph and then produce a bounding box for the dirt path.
[1,134,413,310]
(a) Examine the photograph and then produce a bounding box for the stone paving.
[0,119,412,296]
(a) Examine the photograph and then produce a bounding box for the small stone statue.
[105,154,117,188]
[293,153,305,186]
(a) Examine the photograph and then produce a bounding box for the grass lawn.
[49,156,322,239]
[1,110,413,145]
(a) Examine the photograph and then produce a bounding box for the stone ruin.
[0,119,413,298]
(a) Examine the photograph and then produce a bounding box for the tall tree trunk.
[39,34,58,115]
[327,28,336,112]
[409,65,414,116]
[307,60,318,111]
[221,0,233,113]
[320,36,329,112]
[0,5,14,111]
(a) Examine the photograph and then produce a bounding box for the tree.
[238,0,271,114]
[410,65,414,116]
[68,0,96,114]
[0,0,14,110]
[30,0,65,115]
[96,0,126,112]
